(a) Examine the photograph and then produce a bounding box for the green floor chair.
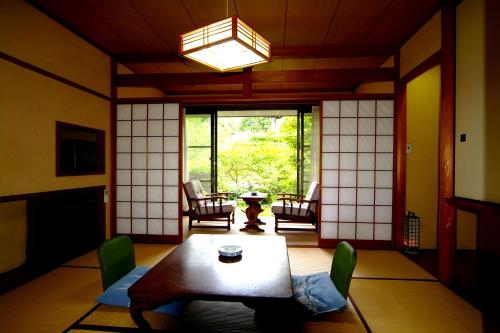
[292,241,357,315]
[96,235,186,316]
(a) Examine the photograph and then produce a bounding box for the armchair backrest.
[304,181,319,212]
[183,180,206,211]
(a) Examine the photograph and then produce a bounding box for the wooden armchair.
[271,181,319,232]
[183,180,236,230]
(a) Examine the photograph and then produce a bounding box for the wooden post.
[438,0,456,284]
[393,51,407,250]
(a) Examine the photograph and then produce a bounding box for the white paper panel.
[339,223,355,239]
[339,153,356,169]
[358,153,375,170]
[148,137,163,152]
[148,170,162,185]
[132,219,147,234]
[164,186,178,202]
[164,120,179,137]
[358,118,375,135]
[357,188,374,205]
[148,120,163,136]
[375,189,392,205]
[377,118,393,135]
[148,219,163,235]
[132,186,146,201]
[163,219,178,235]
[163,203,178,219]
[357,171,374,187]
[375,206,392,223]
[375,223,392,240]
[340,136,357,152]
[163,170,178,186]
[164,104,179,119]
[322,170,338,187]
[148,104,163,119]
[322,135,339,152]
[376,153,393,170]
[339,171,356,187]
[376,171,393,188]
[358,100,375,117]
[321,188,338,204]
[116,218,131,234]
[117,121,131,136]
[117,154,131,169]
[132,202,146,218]
[132,170,146,185]
[340,100,357,117]
[164,153,178,169]
[116,170,131,185]
[117,186,131,201]
[376,136,393,153]
[116,202,130,217]
[132,121,147,136]
[357,206,374,222]
[148,153,162,169]
[357,223,373,240]
[322,118,340,135]
[322,153,339,169]
[132,137,147,152]
[320,222,337,239]
[117,104,132,120]
[132,104,147,119]
[339,188,356,205]
[377,100,394,117]
[148,203,162,218]
[164,137,179,152]
[358,136,375,152]
[148,186,162,202]
[117,137,131,152]
[323,101,340,117]
[132,153,147,169]
[340,118,357,135]
[339,205,356,221]
[321,205,338,222]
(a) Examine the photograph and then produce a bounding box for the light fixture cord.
[226,0,228,18]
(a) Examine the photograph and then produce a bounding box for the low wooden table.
[128,234,293,330]
[239,192,268,232]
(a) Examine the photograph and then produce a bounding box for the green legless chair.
[97,235,135,290]
[330,241,357,303]
[291,240,357,315]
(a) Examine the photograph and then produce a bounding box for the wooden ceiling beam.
[114,46,396,63]
[114,68,395,87]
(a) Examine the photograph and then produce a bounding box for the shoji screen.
[321,100,394,245]
[115,103,181,239]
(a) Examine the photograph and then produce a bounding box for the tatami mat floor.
[0,237,485,333]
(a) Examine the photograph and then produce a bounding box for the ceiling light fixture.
[179,5,271,72]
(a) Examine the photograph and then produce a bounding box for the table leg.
[240,201,265,232]
[130,300,152,330]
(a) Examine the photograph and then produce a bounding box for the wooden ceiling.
[29,0,441,97]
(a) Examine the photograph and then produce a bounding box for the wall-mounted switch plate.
[406,143,413,154]
[104,189,109,203]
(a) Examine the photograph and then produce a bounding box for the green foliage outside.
[186,113,312,214]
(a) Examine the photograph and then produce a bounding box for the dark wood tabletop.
[128,234,293,329]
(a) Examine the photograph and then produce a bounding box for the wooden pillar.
[393,51,406,250]
[438,0,457,284]
[110,59,118,238]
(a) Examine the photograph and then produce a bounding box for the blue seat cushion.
[96,266,186,316]
[292,272,347,315]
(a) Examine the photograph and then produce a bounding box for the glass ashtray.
[218,245,243,257]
